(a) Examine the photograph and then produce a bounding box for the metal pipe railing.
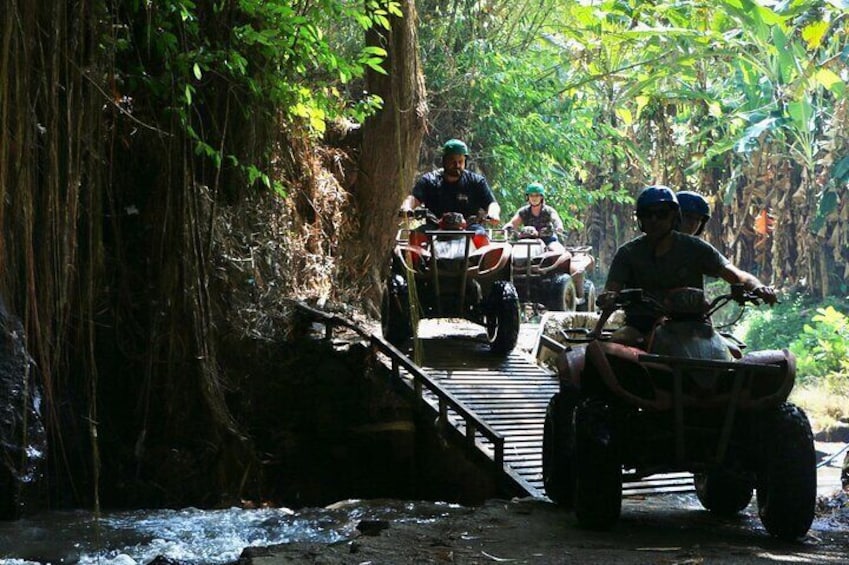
[293,301,505,467]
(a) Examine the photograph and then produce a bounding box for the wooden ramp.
[292,304,696,500]
[394,322,694,499]
[405,331,558,497]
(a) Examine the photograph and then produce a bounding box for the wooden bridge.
[296,303,695,499]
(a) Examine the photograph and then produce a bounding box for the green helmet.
[442,139,470,157]
[525,182,545,197]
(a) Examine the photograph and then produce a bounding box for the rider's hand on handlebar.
[596,291,619,310]
[752,285,778,306]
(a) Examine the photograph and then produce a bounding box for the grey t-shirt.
[606,231,730,329]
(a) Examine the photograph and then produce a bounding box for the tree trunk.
[341,0,427,313]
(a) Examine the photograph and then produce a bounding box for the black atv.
[542,285,816,540]
[380,209,520,353]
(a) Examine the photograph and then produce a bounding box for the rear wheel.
[574,400,621,530]
[484,280,520,353]
[579,280,597,312]
[546,274,577,312]
[542,390,578,507]
[756,403,816,540]
[380,275,413,348]
[694,469,753,515]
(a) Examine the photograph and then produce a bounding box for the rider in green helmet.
[400,138,501,230]
[504,182,565,253]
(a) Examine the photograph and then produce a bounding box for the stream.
[0,499,464,564]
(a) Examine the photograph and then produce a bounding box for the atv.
[542,285,816,540]
[380,209,520,353]
[508,226,596,313]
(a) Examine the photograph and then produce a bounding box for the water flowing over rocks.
[0,298,47,519]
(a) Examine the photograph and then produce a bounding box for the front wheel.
[546,274,577,312]
[574,399,621,530]
[542,390,578,507]
[694,469,753,516]
[484,280,520,353]
[756,402,816,540]
[380,274,413,348]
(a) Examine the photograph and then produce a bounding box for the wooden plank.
[394,323,697,499]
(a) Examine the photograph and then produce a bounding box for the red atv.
[380,209,520,353]
[509,226,596,312]
[542,285,816,540]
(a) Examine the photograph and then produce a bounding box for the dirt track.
[245,487,849,564]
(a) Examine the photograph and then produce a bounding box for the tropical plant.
[416,0,849,289]
[113,0,397,192]
[790,305,849,391]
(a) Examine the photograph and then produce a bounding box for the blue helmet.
[676,191,710,219]
[636,185,679,212]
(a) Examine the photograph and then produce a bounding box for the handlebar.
[599,285,762,312]
[565,284,766,344]
[398,207,499,227]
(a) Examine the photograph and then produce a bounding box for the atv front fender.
[557,344,587,390]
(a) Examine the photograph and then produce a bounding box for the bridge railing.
[370,337,505,467]
[293,302,505,468]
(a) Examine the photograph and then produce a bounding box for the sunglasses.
[637,208,674,221]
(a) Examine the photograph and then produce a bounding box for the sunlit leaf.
[787,98,814,133]
[813,68,845,97]
[735,116,780,153]
[801,20,829,50]
[615,107,633,125]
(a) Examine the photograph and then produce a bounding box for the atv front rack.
[585,342,796,466]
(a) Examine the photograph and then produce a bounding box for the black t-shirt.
[412,169,496,218]
[606,231,730,330]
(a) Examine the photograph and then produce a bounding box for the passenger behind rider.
[596,185,776,347]
[503,182,566,254]
[399,138,501,233]
[677,190,711,237]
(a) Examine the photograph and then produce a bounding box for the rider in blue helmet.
[596,185,776,346]
[676,190,710,236]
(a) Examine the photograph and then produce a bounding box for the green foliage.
[417,0,633,229]
[789,306,849,390]
[741,293,849,391]
[112,0,398,190]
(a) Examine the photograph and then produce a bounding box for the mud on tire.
[574,399,621,530]
[756,402,816,540]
